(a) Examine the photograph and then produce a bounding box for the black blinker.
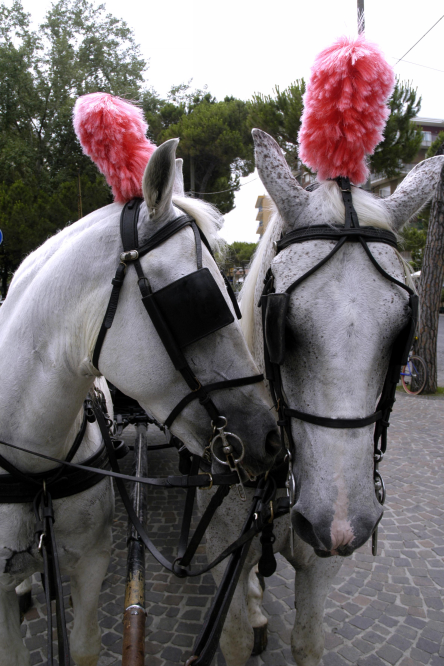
[264,293,290,365]
[143,267,235,349]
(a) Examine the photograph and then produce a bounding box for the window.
[422,131,432,146]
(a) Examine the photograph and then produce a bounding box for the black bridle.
[261,177,418,554]
[93,198,263,436]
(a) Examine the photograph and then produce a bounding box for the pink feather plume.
[298,34,395,185]
[73,93,156,203]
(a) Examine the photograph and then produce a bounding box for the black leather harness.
[261,177,418,555]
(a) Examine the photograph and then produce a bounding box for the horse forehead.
[272,241,409,329]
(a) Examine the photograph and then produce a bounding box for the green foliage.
[426,131,444,158]
[0,0,147,293]
[398,224,427,271]
[370,81,423,177]
[248,81,305,169]
[217,241,257,280]
[144,84,254,214]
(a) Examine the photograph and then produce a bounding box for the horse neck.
[0,207,122,469]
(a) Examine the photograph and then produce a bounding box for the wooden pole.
[122,423,148,666]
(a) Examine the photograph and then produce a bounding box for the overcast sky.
[11,0,444,243]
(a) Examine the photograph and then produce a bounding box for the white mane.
[173,195,226,254]
[240,183,414,350]
[9,196,225,301]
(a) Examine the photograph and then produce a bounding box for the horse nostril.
[264,429,281,457]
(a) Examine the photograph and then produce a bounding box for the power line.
[390,56,444,75]
[395,14,444,65]
[187,177,258,196]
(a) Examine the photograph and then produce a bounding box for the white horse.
[0,138,280,666]
[199,130,444,666]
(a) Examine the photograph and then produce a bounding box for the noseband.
[261,177,418,552]
[93,199,264,475]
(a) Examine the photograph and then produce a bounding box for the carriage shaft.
[122,423,148,666]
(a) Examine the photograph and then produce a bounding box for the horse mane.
[240,183,414,350]
[10,195,225,303]
[172,195,226,253]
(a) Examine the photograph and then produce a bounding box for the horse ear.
[173,158,185,197]
[142,138,179,220]
[252,129,309,227]
[383,156,444,231]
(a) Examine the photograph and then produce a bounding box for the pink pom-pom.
[298,34,395,185]
[73,93,156,203]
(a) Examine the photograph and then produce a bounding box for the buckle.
[198,473,213,490]
[120,250,139,262]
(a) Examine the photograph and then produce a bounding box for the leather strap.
[163,374,264,429]
[0,436,240,489]
[284,408,383,429]
[277,225,398,251]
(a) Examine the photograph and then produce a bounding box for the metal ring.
[211,432,245,466]
[211,416,227,430]
[124,603,147,615]
[172,558,188,578]
[374,470,386,506]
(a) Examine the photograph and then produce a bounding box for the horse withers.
[0,138,280,666]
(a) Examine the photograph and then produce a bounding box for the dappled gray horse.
[199,128,444,666]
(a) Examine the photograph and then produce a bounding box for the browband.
[276,225,398,252]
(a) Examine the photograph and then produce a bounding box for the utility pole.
[357,0,365,33]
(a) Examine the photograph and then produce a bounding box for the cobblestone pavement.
[21,391,444,666]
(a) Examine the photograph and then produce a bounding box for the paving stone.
[375,644,403,665]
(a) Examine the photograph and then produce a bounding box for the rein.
[261,177,418,555]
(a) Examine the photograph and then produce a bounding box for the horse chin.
[314,544,355,558]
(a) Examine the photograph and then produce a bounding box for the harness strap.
[284,408,383,429]
[178,455,202,560]
[92,404,289,579]
[34,490,70,666]
[164,374,264,429]
[276,225,398,250]
[0,436,240,488]
[92,261,127,370]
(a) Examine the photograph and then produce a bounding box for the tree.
[144,85,254,214]
[414,140,444,392]
[398,213,428,272]
[370,81,422,177]
[248,81,305,170]
[0,0,147,294]
[217,241,257,292]
[248,79,423,178]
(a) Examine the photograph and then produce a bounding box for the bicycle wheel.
[401,356,427,395]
